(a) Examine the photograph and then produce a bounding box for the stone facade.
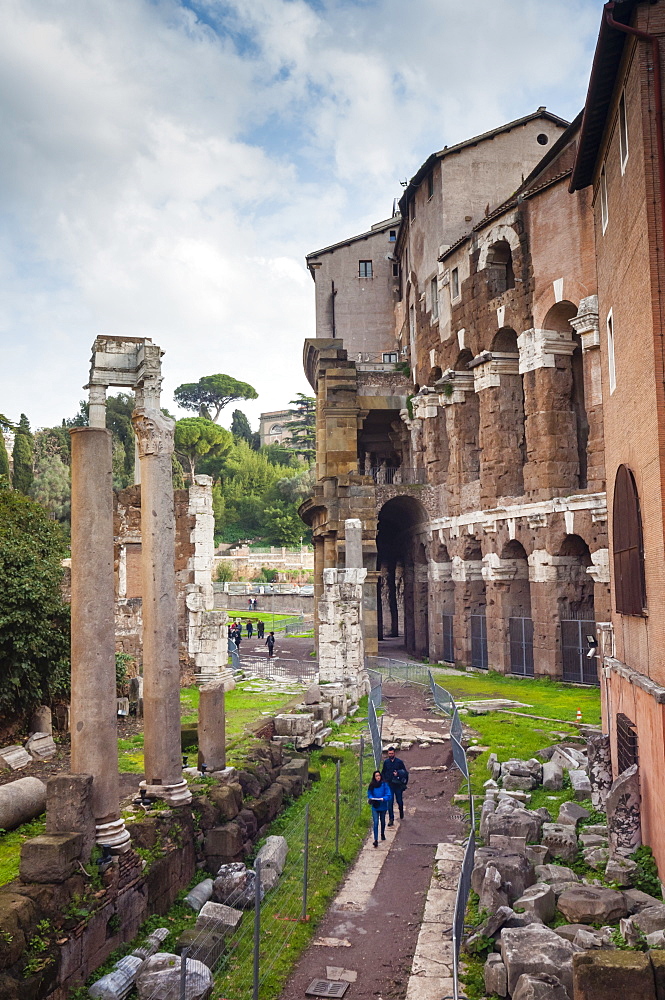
[301,111,609,683]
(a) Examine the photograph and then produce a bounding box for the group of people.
[228,619,275,657]
[247,597,259,611]
[367,746,408,847]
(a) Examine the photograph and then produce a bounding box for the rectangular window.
[359,260,373,278]
[392,262,400,277]
[451,266,459,300]
[619,91,629,173]
[600,164,609,233]
[427,171,434,199]
[607,309,616,393]
[389,229,396,242]
[430,276,438,319]
[382,352,398,364]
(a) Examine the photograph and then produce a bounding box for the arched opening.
[486,240,515,297]
[613,465,646,615]
[488,329,526,495]
[543,301,589,489]
[501,539,533,675]
[429,366,443,384]
[434,541,455,663]
[557,534,598,684]
[376,496,429,656]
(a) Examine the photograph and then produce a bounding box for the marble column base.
[96,817,131,853]
[140,779,192,807]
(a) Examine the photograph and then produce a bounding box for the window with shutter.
[613,464,646,615]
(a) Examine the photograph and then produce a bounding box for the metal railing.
[451,831,475,1000]
[369,466,427,485]
[239,655,318,683]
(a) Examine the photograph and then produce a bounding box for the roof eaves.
[306,217,399,262]
[570,0,637,191]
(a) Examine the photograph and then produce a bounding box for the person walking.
[265,631,275,658]
[381,746,408,825]
[246,620,254,639]
[257,620,265,639]
[367,771,392,847]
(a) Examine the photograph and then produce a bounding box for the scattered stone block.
[304,684,321,705]
[175,927,226,970]
[554,923,595,942]
[512,883,555,923]
[541,823,578,862]
[486,808,542,843]
[542,762,563,791]
[500,924,574,996]
[256,835,288,875]
[569,769,592,800]
[632,903,665,936]
[479,865,510,911]
[480,799,496,840]
[557,886,628,925]
[525,845,549,865]
[207,785,240,823]
[579,834,608,849]
[583,846,610,869]
[607,764,641,858]
[572,950,656,1000]
[0,776,47,833]
[471,849,536,904]
[484,953,508,997]
[29,705,52,736]
[204,822,243,861]
[196,901,242,935]
[212,863,260,909]
[650,949,665,994]
[19,832,83,883]
[489,835,527,854]
[0,746,32,770]
[624,888,663,913]
[513,972,570,1000]
[136,953,213,1000]
[131,928,169,960]
[557,801,590,827]
[504,774,536,791]
[535,864,579,884]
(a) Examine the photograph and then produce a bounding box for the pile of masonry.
[468,734,665,1000]
[0,745,312,997]
[88,836,289,1000]
[0,732,57,772]
[273,682,361,749]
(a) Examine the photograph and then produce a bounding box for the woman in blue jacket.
[367,771,392,847]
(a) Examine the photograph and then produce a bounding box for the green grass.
[0,817,46,886]
[223,611,303,624]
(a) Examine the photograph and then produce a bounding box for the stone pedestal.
[318,567,367,685]
[587,734,612,811]
[132,409,191,807]
[70,427,129,853]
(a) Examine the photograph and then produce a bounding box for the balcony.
[369,466,426,485]
[354,351,403,373]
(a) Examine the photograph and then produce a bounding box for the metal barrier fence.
[239,655,318,683]
[368,697,383,769]
[367,668,383,711]
[450,830,476,1000]
[167,750,371,1000]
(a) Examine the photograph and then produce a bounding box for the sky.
[0,0,603,433]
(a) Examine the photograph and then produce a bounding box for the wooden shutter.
[613,465,646,614]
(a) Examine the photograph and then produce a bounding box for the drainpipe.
[605,2,665,259]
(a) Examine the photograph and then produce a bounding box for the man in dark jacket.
[266,631,275,658]
[381,746,408,824]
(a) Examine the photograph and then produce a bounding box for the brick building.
[300,109,611,681]
[570,0,665,871]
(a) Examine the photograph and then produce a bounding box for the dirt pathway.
[280,681,465,1000]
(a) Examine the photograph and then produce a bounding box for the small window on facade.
[451,267,459,300]
[389,230,396,242]
[486,241,515,296]
[392,262,399,277]
[382,352,398,364]
[607,310,616,393]
[600,165,609,233]
[359,260,373,278]
[427,171,434,199]
[619,91,629,172]
[613,464,646,615]
[431,276,438,320]
[616,712,639,773]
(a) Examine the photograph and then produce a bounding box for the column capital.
[570,295,600,351]
[517,328,576,374]
[131,407,174,459]
[435,369,475,404]
[470,352,519,391]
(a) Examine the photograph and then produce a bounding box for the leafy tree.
[260,469,313,545]
[230,409,260,449]
[0,433,9,479]
[260,443,299,467]
[106,394,135,487]
[172,455,186,490]
[284,394,316,464]
[31,453,71,527]
[12,414,34,495]
[174,417,233,481]
[0,482,70,717]
[174,374,258,423]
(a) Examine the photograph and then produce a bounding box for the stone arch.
[487,329,526,495]
[376,496,430,654]
[532,278,590,330]
[500,540,533,675]
[542,302,589,489]
[449,349,480,484]
[429,365,443,384]
[556,534,597,683]
[477,224,521,271]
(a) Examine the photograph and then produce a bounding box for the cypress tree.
[0,433,9,479]
[12,413,34,495]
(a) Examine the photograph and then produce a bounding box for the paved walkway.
[280,682,466,1000]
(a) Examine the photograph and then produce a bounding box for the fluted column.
[132,408,191,806]
[70,427,130,852]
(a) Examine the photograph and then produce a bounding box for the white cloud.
[0,0,601,430]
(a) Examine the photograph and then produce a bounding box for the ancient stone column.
[344,518,363,570]
[607,764,641,856]
[132,408,191,807]
[198,679,229,772]
[70,427,130,852]
[587,733,613,810]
